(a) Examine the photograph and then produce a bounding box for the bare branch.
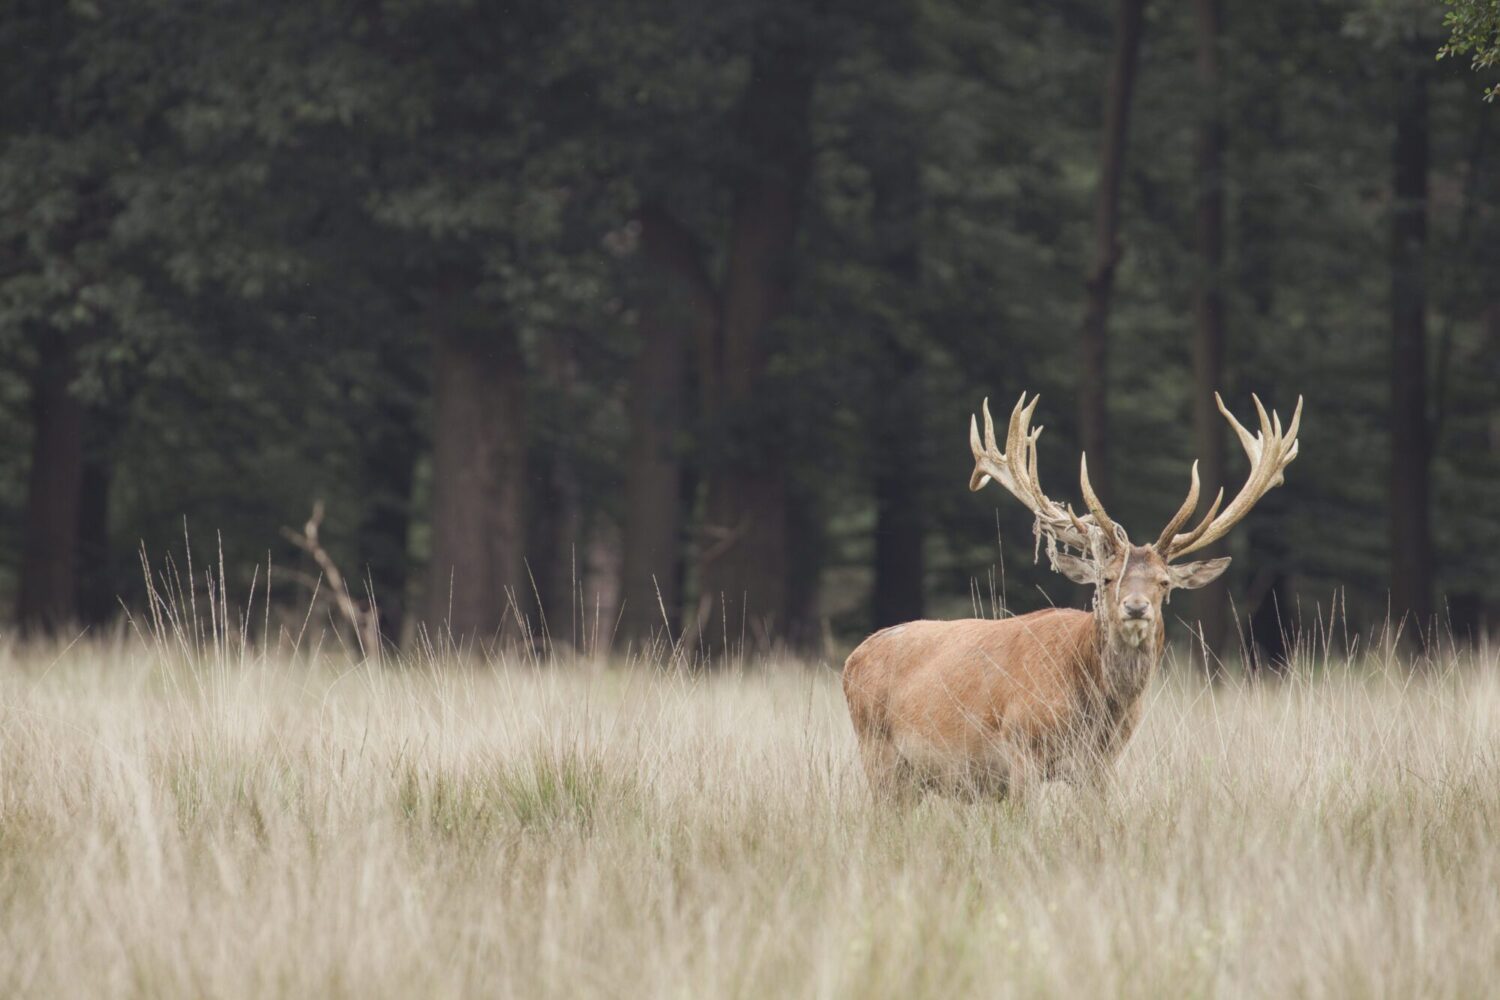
[281,501,382,662]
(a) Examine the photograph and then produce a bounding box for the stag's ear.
[1050,551,1098,585]
[1168,557,1231,590]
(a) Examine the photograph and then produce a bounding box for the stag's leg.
[857,738,919,803]
[1072,720,1130,799]
[998,757,1039,806]
[1071,762,1117,799]
[967,732,1036,804]
[952,750,1012,802]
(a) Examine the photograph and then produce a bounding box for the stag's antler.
[969,393,1122,555]
[1157,393,1302,561]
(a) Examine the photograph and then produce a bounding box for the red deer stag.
[843,391,1301,797]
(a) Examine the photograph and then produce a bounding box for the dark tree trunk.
[1439,301,1499,642]
[1483,302,1500,639]
[869,157,926,630]
[1243,465,1295,674]
[1389,39,1433,640]
[527,336,584,648]
[695,25,815,653]
[871,351,926,629]
[1247,568,1291,672]
[621,205,715,646]
[358,341,421,645]
[1238,78,1291,674]
[18,332,86,633]
[784,477,825,651]
[865,9,926,634]
[425,328,526,642]
[75,439,113,627]
[1078,0,1146,505]
[1190,0,1229,669]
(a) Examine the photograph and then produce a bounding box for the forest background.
[3,0,1498,664]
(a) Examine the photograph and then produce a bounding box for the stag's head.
[969,392,1302,648]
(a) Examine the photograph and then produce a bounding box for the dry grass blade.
[1,628,1498,998]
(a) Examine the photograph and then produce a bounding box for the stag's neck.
[1090,611,1163,714]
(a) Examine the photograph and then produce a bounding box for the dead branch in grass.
[281,500,382,662]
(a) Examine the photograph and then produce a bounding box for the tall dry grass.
[2,600,1499,997]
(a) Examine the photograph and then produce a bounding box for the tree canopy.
[2,0,1496,659]
[1440,0,1500,99]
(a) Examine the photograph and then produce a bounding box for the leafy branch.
[1438,0,1500,100]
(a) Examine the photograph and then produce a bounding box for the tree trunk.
[863,9,927,634]
[359,342,421,645]
[1247,570,1290,671]
[869,156,926,630]
[1078,0,1147,505]
[1237,74,1291,673]
[621,205,715,646]
[75,440,113,627]
[1389,38,1433,641]
[582,523,623,655]
[527,335,584,648]
[1484,303,1500,639]
[784,477,825,651]
[18,332,86,633]
[695,26,815,653]
[871,351,926,630]
[425,328,526,642]
[1484,302,1500,640]
[1190,0,1229,670]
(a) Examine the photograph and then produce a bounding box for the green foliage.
[0,0,1496,638]
[1439,0,1500,99]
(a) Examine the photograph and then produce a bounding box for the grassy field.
[3,623,1499,998]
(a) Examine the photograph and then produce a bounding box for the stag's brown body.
[844,606,1160,795]
[844,390,1300,798]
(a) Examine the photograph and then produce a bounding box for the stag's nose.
[1122,598,1151,620]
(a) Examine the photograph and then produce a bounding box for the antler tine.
[1078,453,1120,547]
[1267,395,1302,487]
[1278,396,1303,477]
[1004,393,1024,457]
[1220,392,1262,462]
[1012,408,1047,512]
[969,393,1093,551]
[1069,509,1094,546]
[1167,486,1224,555]
[968,396,1006,491]
[1003,394,1040,506]
[1023,423,1045,510]
[969,395,1019,493]
[968,409,989,490]
[1154,460,1201,552]
[1163,393,1303,560]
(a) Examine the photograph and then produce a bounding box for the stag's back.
[842,610,1100,790]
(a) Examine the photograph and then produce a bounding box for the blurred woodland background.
[1,0,1497,662]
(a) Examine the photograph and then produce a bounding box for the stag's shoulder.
[992,608,1096,658]
[1002,606,1093,633]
